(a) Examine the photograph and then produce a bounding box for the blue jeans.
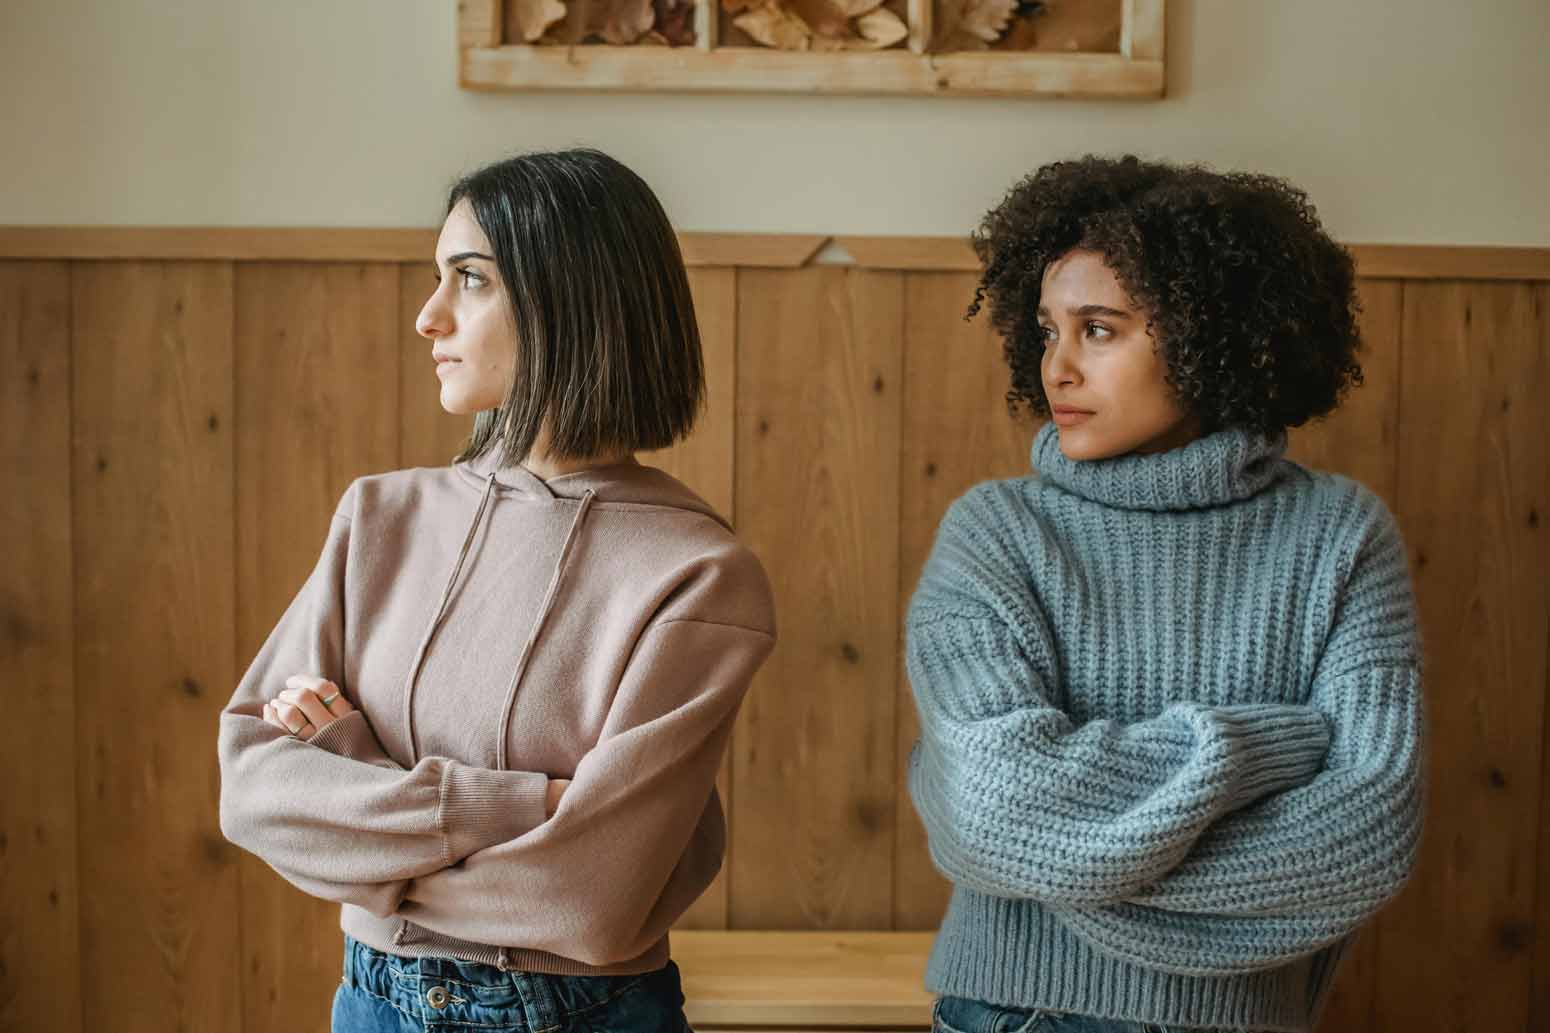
[333,936,691,1033]
[932,994,1248,1033]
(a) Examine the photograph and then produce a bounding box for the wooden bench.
[675,931,935,1031]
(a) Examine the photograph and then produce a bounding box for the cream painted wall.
[1,0,1546,243]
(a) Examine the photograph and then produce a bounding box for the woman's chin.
[1054,425,1114,461]
[439,388,478,416]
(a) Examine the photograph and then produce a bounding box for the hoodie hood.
[401,447,731,776]
[458,446,731,531]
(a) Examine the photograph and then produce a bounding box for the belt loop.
[342,937,355,988]
[510,969,562,1033]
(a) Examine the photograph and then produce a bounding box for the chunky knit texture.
[907,421,1425,1033]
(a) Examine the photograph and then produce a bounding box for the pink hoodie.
[217,449,776,975]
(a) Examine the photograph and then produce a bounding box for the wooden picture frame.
[458,0,1164,98]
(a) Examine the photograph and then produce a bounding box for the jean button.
[426,986,450,1009]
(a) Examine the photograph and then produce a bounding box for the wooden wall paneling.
[892,272,1034,930]
[1,241,1548,1030]
[642,266,739,930]
[398,263,474,469]
[71,261,239,1032]
[731,268,902,929]
[0,262,79,1033]
[1531,283,1550,1033]
[1283,279,1402,1030]
[235,263,401,1033]
[643,268,738,519]
[1379,281,1548,1033]
[1286,280,1403,503]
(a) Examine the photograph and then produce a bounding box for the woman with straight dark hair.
[906,155,1425,1033]
[218,148,776,1033]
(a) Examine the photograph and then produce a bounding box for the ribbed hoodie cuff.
[1216,703,1331,812]
[306,711,387,762]
[439,762,550,862]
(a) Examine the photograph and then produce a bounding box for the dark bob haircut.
[967,154,1364,437]
[449,148,704,466]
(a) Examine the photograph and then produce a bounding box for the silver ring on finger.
[320,692,340,706]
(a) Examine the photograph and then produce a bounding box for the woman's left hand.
[263,674,355,741]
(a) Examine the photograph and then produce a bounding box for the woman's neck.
[522,450,638,481]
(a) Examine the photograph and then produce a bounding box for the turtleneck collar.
[1029,420,1289,512]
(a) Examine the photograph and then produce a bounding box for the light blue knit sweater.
[907,421,1425,1033]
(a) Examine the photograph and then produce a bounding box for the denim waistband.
[342,935,678,1032]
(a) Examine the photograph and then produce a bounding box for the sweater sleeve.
[905,490,1333,909]
[1055,503,1426,975]
[394,608,776,968]
[216,482,553,916]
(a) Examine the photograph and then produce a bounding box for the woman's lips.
[1051,407,1095,427]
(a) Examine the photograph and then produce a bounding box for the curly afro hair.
[967,154,1364,437]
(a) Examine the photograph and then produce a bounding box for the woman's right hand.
[265,674,356,741]
[545,779,571,816]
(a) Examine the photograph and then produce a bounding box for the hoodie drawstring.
[400,472,499,765]
[494,489,596,771]
[400,473,597,771]
[391,476,595,958]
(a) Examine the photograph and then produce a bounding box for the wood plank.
[731,268,902,929]
[675,930,934,1028]
[641,268,738,519]
[643,267,739,930]
[695,0,717,51]
[1284,280,1402,1030]
[235,263,400,1033]
[460,45,1163,98]
[836,236,978,272]
[0,228,829,270]
[0,262,80,1033]
[1348,245,1550,282]
[71,261,240,1033]
[678,234,828,269]
[1378,281,1547,1033]
[1529,281,1550,1033]
[1120,0,1164,60]
[460,0,504,47]
[398,263,475,469]
[893,272,1034,931]
[906,0,930,55]
[1285,279,1403,503]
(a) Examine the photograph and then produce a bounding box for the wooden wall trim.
[1342,244,1550,281]
[1,228,1547,279]
[0,227,827,269]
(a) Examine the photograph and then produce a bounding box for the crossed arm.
[906,494,1424,977]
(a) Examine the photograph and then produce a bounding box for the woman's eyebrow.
[1035,303,1134,319]
[441,250,495,264]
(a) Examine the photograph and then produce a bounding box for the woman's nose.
[1044,340,1078,385]
[416,295,449,339]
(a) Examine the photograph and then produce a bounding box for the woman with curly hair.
[906,155,1425,1033]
